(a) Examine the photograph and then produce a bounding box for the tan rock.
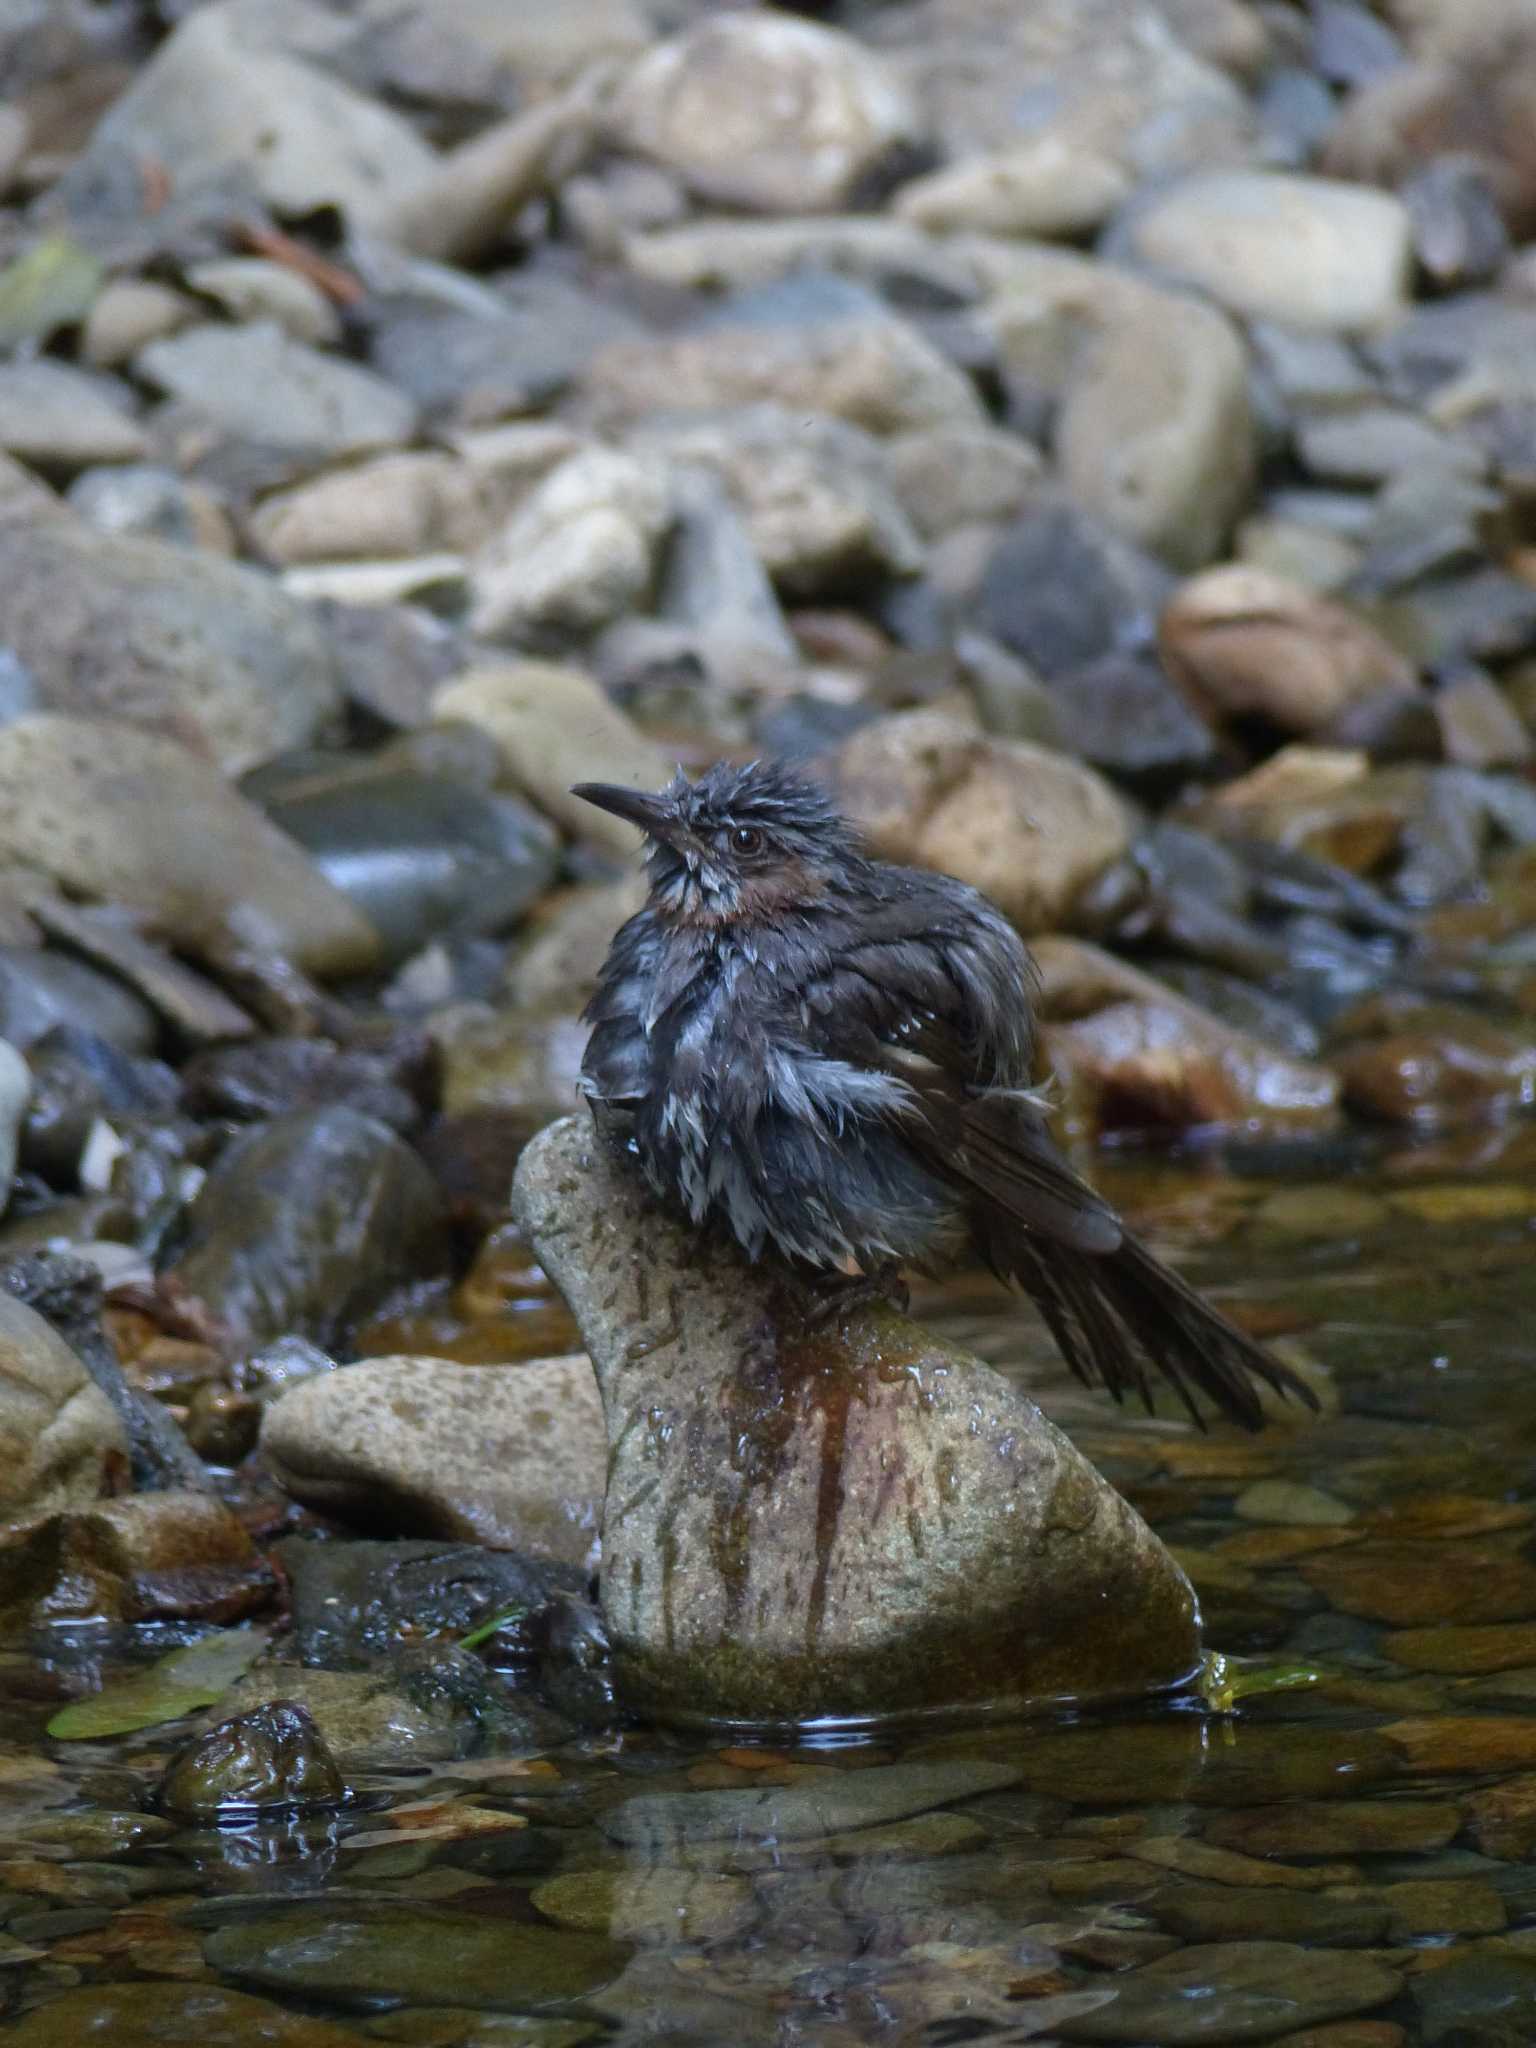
[896,138,1130,237]
[887,424,1044,540]
[0,1492,261,1630]
[261,1353,605,1569]
[835,710,1130,930]
[433,660,671,855]
[0,716,379,977]
[0,1294,125,1527]
[79,279,199,369]
[1161,567,1420,733]
[512,1115,1202,1727]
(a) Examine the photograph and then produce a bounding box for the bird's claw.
[799,1262,910,1331]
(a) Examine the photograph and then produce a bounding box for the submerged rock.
[511,1115,1202,1729]
[155,1701,346,1820]
[1,1982,376,2048]
[164,1108,450,1350]
[0,1490,264,1631]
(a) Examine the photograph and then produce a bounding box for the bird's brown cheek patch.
[736,860,828,922]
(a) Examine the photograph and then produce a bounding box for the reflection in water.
[3,1142,1536,2043]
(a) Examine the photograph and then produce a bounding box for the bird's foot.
[799,1261,910,1331]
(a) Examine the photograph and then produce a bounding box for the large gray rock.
[57,0,437,233]
[0,1292,126,1527]
[0,717,378,978]
[512,1115,1202,1729]
[0,523,345,774]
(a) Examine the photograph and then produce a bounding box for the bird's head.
[572,761,861,925]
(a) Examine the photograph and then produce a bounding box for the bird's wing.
[795,876,1124,1256]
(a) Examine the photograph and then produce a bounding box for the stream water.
[4,1127,1536,2046]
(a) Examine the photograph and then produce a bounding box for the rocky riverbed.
[1,0,1536,2040]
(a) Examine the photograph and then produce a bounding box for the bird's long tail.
[975,1216,1318,1433]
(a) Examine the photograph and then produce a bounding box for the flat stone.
[1384,1718,1536,1775]
[1380,1877,1505,1938]
[0,1291,125,1527]
[1128,1836,1354,1890]
[0,1981,375,2048]
[600,1759,1021,1852]
[261,1354,604,1569]
[1113,171,1414,333]
[1152,1884,1390,1946]
[896,136,1130,237]
[139,322,417,460]
[1464,1772,1536,1860]
[888,424,1043,541]
[1234,1481,1355,1527]
[203,1901,626,2009]
[1057,1941,1401,2042]
[185,259,340,346]
[1383,1623,1536,1674]
[0,524,345,775]
[0,362,147,476]
[531,1870,754,1942]
[0,717,376,978]
[511,1116,1201,1727]
[1301,1544,1536,1626]
[1205,1801,1461,1859]
[215,1664,473,1768]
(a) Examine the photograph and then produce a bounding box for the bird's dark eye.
[730,826,763,856]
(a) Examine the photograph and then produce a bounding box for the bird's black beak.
[571,781,676,841]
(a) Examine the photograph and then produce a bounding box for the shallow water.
[5,1131,1536,2046]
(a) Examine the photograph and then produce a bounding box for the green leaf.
[458,1605,530,1652]
[0,236,102,352]
[1198,1651,1321,1714]
[47,1627,271,1741]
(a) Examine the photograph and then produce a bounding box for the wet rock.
[0,360,147,478]
[215,1661,478,1768]
[1412,1952,1536,2048]
[259,769,558,970]
[612,14,920,214]
[261,1353,604,1570]
[506,877,649,1014]
[139,321,417,463]
[1384,1876,1505,1937]
[155,1701,346,1820]
[0,1982,375,2048]
[631,406,921,598]
[511,1115,1201,1728]
[165,1108,450,1350]
[0,1290,124,1525]
[1160,567,1420,737]
[1032,937,1341,1138]
[835,711,1131,930]
[1465,1773,1536,1860]
[0,1491,263,1631]
[431,998,590,1137]
[275,1536,578,1666]
[1153,1884,1390,1945]
[1383,1623,1536,1675]
[1333,1024,1536,1123]
[1112,171,1414,333]
[583,299,984,439]
[433,661,671,859]
[0,524,345,774]
[180,1037,432,1136]
[0,717,376,979]
[975,499,1173,676]
[204,1899,626,2010]
[1056,1941,1401,2042]
[469,448,673,643]
[57,2,436,235]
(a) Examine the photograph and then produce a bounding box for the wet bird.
[573,761,1315,1431]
